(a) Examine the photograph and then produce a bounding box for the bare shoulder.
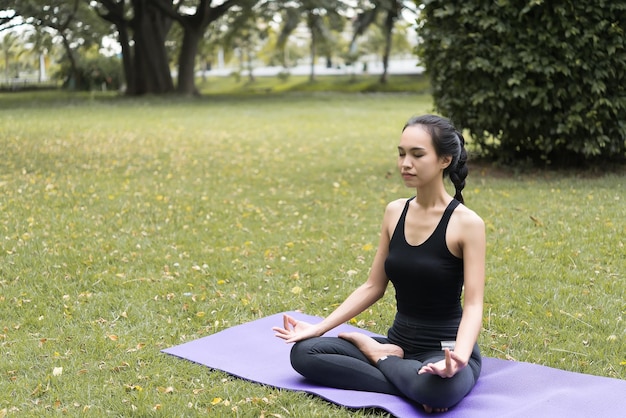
[449,203,485,256]
[451,203,485,241]
[384,198,410,220]
[454,203,485,229]
[385,198,410,212]
[382,198,410,233]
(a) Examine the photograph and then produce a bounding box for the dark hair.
[402,114,468,203]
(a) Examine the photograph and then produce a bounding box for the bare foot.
[338,332,404,364]
[423,405,449,413]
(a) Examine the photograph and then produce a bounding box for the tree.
[92,0,175,95]
[417,0,626,164]
[153,0,254,95]
[1,31,19,81]
[0,6,23,32]
[350,0,417,83]
[2,0,109,88]
[92,0,256,95]
[25,26,55,82]
[275,0,347,82]
[210,4,274,83]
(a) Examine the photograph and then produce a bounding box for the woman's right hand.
[272,314,322,343]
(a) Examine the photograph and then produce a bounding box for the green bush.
[417,0,626,165]
[55,54,123,91]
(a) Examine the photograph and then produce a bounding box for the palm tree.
[25,27,55,82]
[217,5,274,83]
[275,0,348,82]
[1,31,19,82]
[350,0,417,83]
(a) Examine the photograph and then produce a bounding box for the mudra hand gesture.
[418,348,467,378]
[272,314,320,344]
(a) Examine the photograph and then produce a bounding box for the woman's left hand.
[418,348,467,378]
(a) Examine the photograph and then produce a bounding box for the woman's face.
[397,125,450,187]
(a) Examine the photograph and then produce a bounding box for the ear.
[440,155,453,170]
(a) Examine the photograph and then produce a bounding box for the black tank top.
[384,198,464,320]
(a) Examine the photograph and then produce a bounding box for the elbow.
[370,284,387,302]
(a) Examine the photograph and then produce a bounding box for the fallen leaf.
[157,386,174,394]
[52,367,63,376]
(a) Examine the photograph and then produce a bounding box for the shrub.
[417,0,626,165]
[55,54,123,91]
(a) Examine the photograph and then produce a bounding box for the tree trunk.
[117,24,135,94]
[177,26,202,95]
[130,0,174,95]
[309,32,316,82]
[380,10,395,85]
[246,42,255,82]
[60,33,79,90]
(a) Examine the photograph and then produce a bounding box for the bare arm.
[453,213,485,364]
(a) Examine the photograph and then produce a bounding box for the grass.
[196,73,432,95]
[0,85,624,417]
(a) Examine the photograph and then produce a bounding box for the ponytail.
[449,131,468,204]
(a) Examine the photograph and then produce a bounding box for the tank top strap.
[391,197,415,241]
[435,199,461,236]
[399,197,416,226]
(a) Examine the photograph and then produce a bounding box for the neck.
[413,184,451,208]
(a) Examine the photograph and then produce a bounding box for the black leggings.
[290,313,481,409]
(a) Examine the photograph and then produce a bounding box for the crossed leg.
[339,332,450,413]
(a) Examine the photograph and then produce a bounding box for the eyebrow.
[398,146,426,151]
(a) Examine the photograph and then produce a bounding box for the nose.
[400,155,412,169]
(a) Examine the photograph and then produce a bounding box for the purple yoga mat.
[162,312,626,417]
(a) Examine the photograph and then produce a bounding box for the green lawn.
[0,88,624,417]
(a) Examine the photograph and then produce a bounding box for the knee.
[289,339,316,375]
[409,372,474,409]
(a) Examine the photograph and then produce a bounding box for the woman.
[273,114,485,413]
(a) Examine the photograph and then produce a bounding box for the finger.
[283,314,291,330]
[272,328,286,337]
[418,363,434,375]
[445,348,452,374]
[449,350,464,364]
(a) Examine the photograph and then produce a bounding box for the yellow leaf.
[362,243,373,251]
[211,397,222,405]
[108,334,118,341]
[291,286,302,295]
[157,386,174,394]
[195,312,205,317]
